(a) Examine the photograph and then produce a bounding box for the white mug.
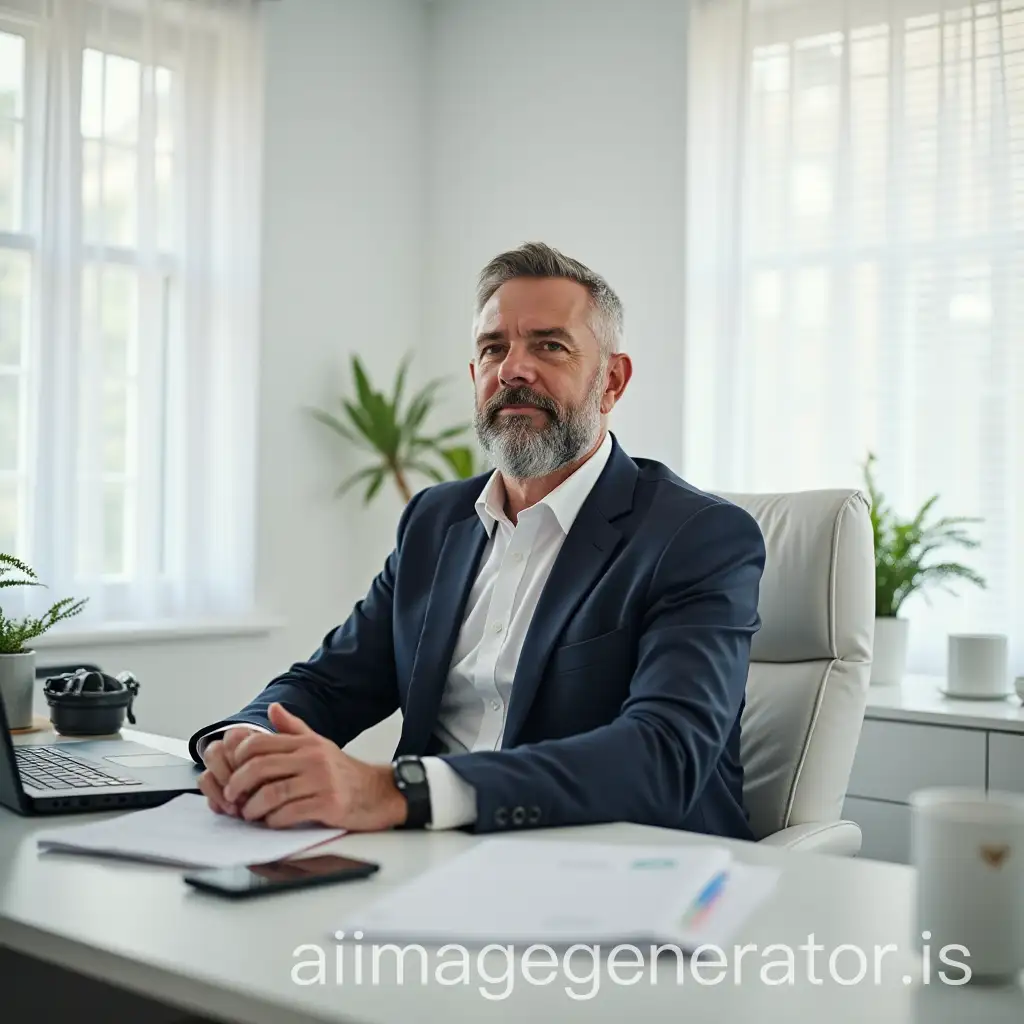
[911,787,1024,982]
[946,634,1009,698]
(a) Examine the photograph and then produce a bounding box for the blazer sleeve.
[437,500,766,832]
[186,491,423,764]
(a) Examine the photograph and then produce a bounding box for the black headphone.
[43,669,141,736]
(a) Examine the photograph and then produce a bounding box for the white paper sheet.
[35,793,346,868]
[339,838,776,949]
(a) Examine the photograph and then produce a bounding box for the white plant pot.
[871,617,909,685]
[0,649,36,730]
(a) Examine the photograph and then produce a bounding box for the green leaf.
[0,553,40,589]
[306,407,375,453]
[346,356,404,458]
[862,453,986,616]
[342,399,383,450]
[406,460,446,484]
[402,380,444,438]
[392,353,412,414]
[0,554,88,651]
[351,355,376,414]
[333,465,384,498]
[313,353,474,506]
[437,445,476,479]
[908,493,940,534]
[364,467,387,503]
[412,423,470,448]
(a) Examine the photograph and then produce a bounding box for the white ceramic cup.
[946,634,1009,698]
[911,787,1024,983]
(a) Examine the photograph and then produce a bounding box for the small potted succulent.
[0,554,87,730]
[863,454,986,685]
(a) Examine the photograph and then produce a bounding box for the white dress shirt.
[199,430,613,831]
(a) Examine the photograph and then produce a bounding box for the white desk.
[864,675,1024,733]
[3,726,1024,1024]
[843,675,1024,864]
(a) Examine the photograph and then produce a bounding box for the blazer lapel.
[501,439,637,747]
[397,514,487,755]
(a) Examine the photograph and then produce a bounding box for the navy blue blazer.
[188,434,766,840]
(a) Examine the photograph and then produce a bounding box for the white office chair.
[720,489,875,856]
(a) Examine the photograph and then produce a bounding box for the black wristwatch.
[392,755,432,829]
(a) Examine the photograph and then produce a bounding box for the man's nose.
[497,343,538,386]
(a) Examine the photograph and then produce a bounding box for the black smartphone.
[183,854,380,899]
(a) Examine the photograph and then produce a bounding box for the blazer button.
[494,807,508,827]
[527,806,541,824]
[512,806,526,826]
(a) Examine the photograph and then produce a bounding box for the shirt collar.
[474,431,613,536]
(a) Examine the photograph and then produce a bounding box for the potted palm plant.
[307,353,478,504]
[863,454,986,685]
[0,555,87,730]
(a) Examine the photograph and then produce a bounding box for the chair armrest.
[758,821,862,856]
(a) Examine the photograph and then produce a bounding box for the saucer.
[8,713,51,735]
[939,688,1015,701]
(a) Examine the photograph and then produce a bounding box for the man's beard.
[474,370,604,479]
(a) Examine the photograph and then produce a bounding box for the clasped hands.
[197,702,407,831]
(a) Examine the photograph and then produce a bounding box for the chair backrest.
[719,489,874,839]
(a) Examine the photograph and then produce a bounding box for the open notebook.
[339,837,779,950]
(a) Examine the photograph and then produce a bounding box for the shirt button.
[512,552,523,563]
[493,622,503,633]
[491,700,501,711]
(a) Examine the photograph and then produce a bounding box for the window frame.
[0,13,40,561]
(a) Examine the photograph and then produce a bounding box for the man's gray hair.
[474,241,624,358]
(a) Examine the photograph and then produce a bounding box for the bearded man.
[189,242,766,841]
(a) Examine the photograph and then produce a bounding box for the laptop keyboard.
[15,746,141,790]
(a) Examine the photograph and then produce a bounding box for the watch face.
[400,761,426,785]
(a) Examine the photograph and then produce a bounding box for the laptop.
[0,691,201,816]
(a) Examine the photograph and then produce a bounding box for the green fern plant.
[0,554,88,654]
[862,453,986,618]
[307,353,478,505]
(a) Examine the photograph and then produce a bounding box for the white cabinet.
[842,797,911,864]
[848,720,987,802]
[840,678,1024,864]
[988,733,1024,792]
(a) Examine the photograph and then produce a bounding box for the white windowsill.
[30,614,286,649]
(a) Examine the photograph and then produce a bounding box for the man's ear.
[469,359,477,385]
[601,353,632,414]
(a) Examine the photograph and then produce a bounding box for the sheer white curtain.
[686,0,1024,675]
[1,0,263,627]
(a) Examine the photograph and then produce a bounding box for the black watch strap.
[392,755,432,829]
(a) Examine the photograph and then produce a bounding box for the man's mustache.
[484,387,559,422]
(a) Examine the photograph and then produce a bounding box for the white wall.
[33,0,692,762]
[423,0,690,470]
[36,0,423,761]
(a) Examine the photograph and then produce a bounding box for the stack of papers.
[340,838,778,949]
[35,793,346,868]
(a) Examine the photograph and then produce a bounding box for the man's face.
[470,277,616,479]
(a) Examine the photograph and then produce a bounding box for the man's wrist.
[391,755,432,828]
[375,764,409,829]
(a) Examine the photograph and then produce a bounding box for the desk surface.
[3,727,1024,1024]
[865,675,1024,733]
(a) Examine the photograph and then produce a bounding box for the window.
[0,0,262,628]
[1,27,28,556]
[78,47,176,582]
[687,0,1024,674]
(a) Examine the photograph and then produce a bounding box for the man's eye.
[542,341,565,352]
